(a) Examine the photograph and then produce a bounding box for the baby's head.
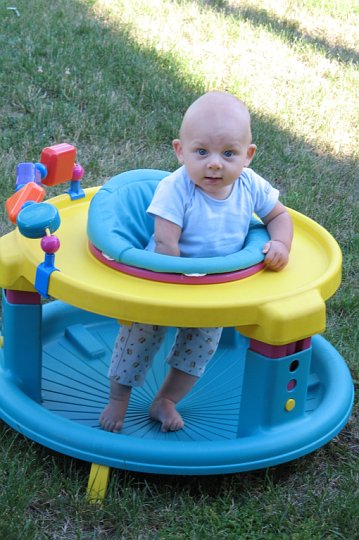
[180,91,253,143]
[173,91,256,199]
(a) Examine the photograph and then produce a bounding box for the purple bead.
[41,235,60,254]
[72,163,84,180]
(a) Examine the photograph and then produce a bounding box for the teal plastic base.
[0,300,354,475]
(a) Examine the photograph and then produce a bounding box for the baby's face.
[173,101,256,199]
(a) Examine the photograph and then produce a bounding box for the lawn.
[0,0,358,538]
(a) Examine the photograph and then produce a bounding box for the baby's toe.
[160,419,172,433]
[169,417,184,432]
[113,420,123,433]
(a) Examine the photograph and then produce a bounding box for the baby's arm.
[261,202,293,271]
[154,216,182,256]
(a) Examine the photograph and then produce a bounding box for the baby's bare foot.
[99,398,127,432]
[99,382,131,432]
[149,397,184,432]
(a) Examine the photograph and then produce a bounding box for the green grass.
[0,0,358,537]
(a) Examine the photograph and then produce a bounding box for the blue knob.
[17,202,61,238]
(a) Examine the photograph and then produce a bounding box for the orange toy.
[40,143,76,186]
[5,182,45,224]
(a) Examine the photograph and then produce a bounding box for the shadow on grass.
[194,0,359,65]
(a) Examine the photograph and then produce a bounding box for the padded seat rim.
[87,169,269,274]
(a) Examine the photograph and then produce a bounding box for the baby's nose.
[208,155,222,168]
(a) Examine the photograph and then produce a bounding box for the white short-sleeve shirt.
[146,166,279,258]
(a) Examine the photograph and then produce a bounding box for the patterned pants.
[108,323,223,387]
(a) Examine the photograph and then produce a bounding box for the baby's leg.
[150,327,222,432]
[100,323,166,432]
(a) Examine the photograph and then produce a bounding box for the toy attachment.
[5,143,85,225]
[17,202,61,297]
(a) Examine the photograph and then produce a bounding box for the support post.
[2,289,42,403]
[237,338,312,437]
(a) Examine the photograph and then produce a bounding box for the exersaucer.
[0,159,354,501]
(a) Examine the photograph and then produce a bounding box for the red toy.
[40,143,76,186]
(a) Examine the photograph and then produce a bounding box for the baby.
[100,91,293,433]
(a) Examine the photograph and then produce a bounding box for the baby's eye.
[197,148,208,156]
[223,150,234,158]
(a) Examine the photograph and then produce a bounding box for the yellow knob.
[285,399,296,412]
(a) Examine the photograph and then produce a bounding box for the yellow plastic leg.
[87,463,111,502]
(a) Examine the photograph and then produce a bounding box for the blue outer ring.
[0,302,354,475]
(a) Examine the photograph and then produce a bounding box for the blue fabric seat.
[87,169,269,274]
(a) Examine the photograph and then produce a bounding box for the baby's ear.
[172,139,184,163]
[245,144,257,166]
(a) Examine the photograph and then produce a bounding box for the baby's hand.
[262,240,289,272]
